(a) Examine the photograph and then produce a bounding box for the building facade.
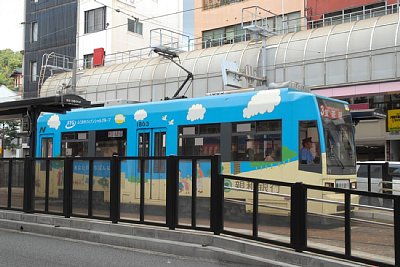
[194,0,305,49]
[23,0,185,97]
[24,0,78,98]
[77,0,184,69]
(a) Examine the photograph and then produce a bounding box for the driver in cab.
[300,137,314,164]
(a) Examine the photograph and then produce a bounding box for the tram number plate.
[335,179,350,189]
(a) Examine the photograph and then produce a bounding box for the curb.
[0,210,365,267]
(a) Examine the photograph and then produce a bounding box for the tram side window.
[95,129,126,157]
[299,121,322,173]
[154,131,166,172]
[61,132,89,157]
[41,138,53,158]
[231,120,282,162]
[178,124,220,156]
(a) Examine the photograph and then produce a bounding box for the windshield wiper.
[329,147,345,169]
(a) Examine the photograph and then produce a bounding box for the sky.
[0,0,24,51]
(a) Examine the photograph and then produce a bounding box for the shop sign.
[388,109,400,132]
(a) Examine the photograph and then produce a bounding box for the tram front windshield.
[317,98,356,170]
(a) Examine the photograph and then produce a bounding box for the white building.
[77,0,184,69]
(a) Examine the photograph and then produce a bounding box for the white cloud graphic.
[187,104,206,121]
[134,109,147,121]
[243,90,281,119]
[47,114,60,130]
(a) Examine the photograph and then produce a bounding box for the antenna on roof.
[152,47,193,100]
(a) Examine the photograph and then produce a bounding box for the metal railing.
[308,3,399,29]
[0,156,398,266]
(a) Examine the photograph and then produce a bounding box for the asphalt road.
[0,228,241,267]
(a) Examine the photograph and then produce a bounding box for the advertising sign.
[388,109,400,132]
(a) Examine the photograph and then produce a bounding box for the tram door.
[37,136,54,196]
[137,129,167,201]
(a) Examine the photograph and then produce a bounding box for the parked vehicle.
[357,161,400,206]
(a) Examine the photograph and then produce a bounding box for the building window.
[128,18,143,35]
[203,0,243,10]
[202,23,249,48]
[85,7,106,34]
[31,22,38,42]
[30,61,37,82]
[83,54,93,69]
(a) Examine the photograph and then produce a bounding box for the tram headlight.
[324,182,334,188]
[350,181,357,189]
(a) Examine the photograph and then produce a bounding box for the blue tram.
[36,88,357,213]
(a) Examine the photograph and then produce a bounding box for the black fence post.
[23,156,33,213]
[139,158,145,222]
[344,192,351,257]
[63,157,73,218]
[290,182,307,252]
[367,164,372,206]
[88,159,93,217]
[191,159,197,228]
[45,159,50,213]
[7,159,12,209]
[110,155,121,224]
[252,181,259,238]
[382,162,392,207]
[394,196,400,266]
[166,155,178,230]
[210,155,222,235]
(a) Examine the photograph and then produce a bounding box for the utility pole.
[0,121,4,158]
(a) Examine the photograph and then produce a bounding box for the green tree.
[0,49,23,89]
[0,120,20,155]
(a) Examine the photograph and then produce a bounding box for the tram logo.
[65,120,77,129]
